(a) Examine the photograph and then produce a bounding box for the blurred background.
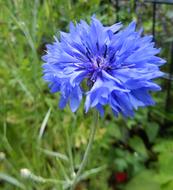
[0,0,173,189]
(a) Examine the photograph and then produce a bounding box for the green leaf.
[129,136,148,158]
[125,171,161,190]
[162,181,173,190]
[155,173,173,185]
[145,123,159,143]
[39,148,69,162]
[0,172,25,189]
[79,165,106,181]
[153,139,173,153]
[114,158,128,171]
[158,151,173,175]
[107,123,122,139]
[38,108,51,140]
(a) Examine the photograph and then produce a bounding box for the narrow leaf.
[79,165,106,181]
[0,172,25,189]
[39,148,69,161]
[38,108,51,139]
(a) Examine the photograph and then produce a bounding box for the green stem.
[56,158,70,182]
[70,111,99,190]
[65,125,75,175]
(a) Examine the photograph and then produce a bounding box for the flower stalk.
[70,111,99,190]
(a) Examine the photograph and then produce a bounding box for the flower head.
[42,16,165,117]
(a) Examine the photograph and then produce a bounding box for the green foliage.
[0,0,173,189]
[125,171,161,190]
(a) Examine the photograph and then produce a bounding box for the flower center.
[88,56,109,84]
[93,56,107,70]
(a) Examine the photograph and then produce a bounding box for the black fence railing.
[145,0,173,115]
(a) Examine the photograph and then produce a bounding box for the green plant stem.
[56,158,70,182]
[65,125,75,175]
[70,111,99,190]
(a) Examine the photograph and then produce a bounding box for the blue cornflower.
[42,16,165,117]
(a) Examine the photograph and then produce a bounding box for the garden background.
[0,0,173,189]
